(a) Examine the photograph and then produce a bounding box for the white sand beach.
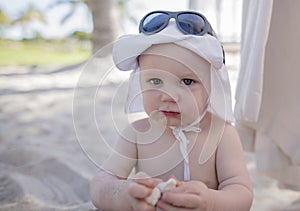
[0,53,299,210]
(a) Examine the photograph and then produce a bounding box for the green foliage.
[48,0,89,25]
[0,9,9,25]
[71,31,91,40]
[12,4,46,25]
[0,39,91,66]
[8,4,47,39]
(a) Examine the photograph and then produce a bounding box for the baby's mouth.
[160,110,180,117]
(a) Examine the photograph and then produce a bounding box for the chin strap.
[170,107,208,181]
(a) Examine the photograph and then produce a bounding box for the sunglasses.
[139,10,216,36]
[139,10,225,63]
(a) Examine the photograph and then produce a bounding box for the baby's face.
[139,47,210,127]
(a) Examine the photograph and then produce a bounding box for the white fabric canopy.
[234,0,273,122]
[235,0,300,189]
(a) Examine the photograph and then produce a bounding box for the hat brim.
[112,22,224,71]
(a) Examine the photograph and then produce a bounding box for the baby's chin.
[147,110,201,128]
[147,110,167,124]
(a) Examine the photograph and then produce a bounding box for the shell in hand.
[145,178,177,206]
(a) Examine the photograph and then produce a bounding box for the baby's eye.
[181,78,195,86]
[149,78,162,85]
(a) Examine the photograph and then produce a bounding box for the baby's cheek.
[181,93,199,111]
[143,92,159,112]
[179,96,206,122]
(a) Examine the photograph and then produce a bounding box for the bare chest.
[135,130,219,189]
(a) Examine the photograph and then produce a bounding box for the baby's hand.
[157,180,214,210]
[128,172,162,211]
[145,178,177,206]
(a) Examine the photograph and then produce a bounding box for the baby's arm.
[90,122,164,210]
[211,123,253,210]
[90,124,137,210]
[90,170,132,210]
[90,170,162,211]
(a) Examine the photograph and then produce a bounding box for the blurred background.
[0,0,242,66]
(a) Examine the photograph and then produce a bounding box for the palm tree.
[12,4,46,38]
[0,9,10,37]
[50,0,118,54]
[86,0,118,54]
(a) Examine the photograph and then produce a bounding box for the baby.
[90,10,253,211]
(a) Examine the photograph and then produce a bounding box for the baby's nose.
[160,90,179,103]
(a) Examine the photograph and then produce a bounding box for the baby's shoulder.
[205,115,239,145]
[208,114,237,136]
[221,122,239,140]
[215,120,242,151]
[121,118,152,139]
[130,118,151,133]
[127,118,166,142]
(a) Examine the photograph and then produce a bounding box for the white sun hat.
[112,21,234,123]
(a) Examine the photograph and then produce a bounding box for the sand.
[0,56,299,210]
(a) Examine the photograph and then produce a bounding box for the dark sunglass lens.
[142,13,169,33]
[177,13,206,35]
